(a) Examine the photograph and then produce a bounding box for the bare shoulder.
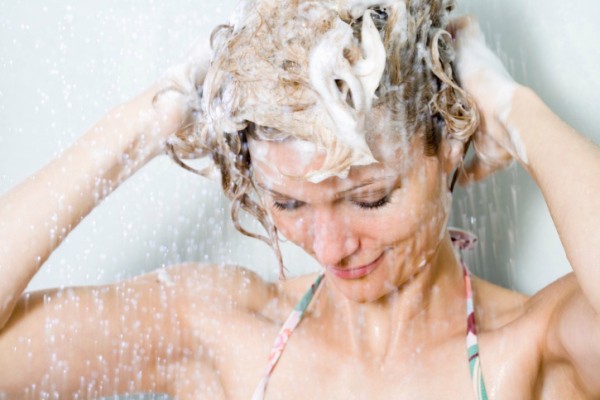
[132,262,278,314]
[276,272,322,296]
[471,274,594,398]
[471,272,580,330]
[522,272,580,326]
[523,274,600,397]
[131,264,324,328]
[471,275,529,329]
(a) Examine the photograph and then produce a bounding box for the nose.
[311,207,359,267]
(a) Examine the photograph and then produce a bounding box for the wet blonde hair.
[165,0,478,276]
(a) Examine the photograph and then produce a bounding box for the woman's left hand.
[449,16,527,183]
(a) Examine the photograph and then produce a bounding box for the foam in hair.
[308,10,388,181]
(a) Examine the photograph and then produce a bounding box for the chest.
[182,318,483,399]
[255,338,482,400]
[177,306,586,400]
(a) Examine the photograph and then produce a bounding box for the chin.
[329,275,399,303]
[324,253,405,303]
[325,240,440,303]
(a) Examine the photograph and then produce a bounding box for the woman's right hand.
[146,36,211,158]
[0,36,212,330]
[449,16,527,183]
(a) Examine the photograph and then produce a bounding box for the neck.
[315,233,467,365]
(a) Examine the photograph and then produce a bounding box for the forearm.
[0,85,171,329]
[509,86,600,309]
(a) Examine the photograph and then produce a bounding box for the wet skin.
[249,135,455,304]
[0,136,590,399]
[137,136,584,399]
[1,10,599,392]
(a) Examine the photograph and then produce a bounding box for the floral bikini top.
[251,228,489,400]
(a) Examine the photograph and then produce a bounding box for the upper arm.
[0,265,186,397]
[544,274,600,397]
[0,262,271,398]
[0,278,176,398]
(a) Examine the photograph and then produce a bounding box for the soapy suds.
[454,20,528,164]
[156,268,175,287]
[343,0,393,20]
[308,15,380,168]
[302,6,407,182]
[352,10,387,110]
[500,106,528,164]
[248,137,321,182]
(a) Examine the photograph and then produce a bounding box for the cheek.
[366,200,428,245]
[270,212,311,247]
[406,173,450,243]
[376,175,447,243]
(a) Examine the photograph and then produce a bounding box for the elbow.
[0,292,19,332]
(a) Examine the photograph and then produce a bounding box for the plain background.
[1,0,599,296]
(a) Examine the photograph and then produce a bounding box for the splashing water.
[2,0,594,398]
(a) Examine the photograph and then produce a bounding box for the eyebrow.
[255,176,398,199]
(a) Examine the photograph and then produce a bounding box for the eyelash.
[354,195,391,209]
[272,200,304,211]
[272,195,391,212]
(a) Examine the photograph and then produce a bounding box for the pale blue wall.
[453,0,600,293]
[2,0,599,398]
[1,0,598,306]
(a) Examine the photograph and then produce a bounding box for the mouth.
[326,252,385,280]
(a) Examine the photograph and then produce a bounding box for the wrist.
[501,85,541,167]
[78,89,169,183]
[125,83,192,158]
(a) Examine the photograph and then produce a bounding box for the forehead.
[248,136,422,188]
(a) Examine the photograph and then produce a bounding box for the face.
[250,134,456,303]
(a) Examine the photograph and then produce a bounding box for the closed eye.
[354,194,391,210]
[272,199,305,211]
[273,192,394,211]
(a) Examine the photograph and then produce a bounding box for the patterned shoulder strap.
[464,264,489,400]
[451,226,489,400]
[253,228,488,400]
[251,274,325,400]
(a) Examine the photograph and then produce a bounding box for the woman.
[1,0,599,399]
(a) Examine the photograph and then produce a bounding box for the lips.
[326,252,385,280]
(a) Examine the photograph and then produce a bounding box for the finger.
[459,147,515,185]
[458,154,500,185]
[447,14,480,40]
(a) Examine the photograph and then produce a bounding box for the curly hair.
[164,0,479,277]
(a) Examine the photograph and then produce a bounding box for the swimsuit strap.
[252,228,488,399]
[450,227,489,399]
[251,274,324,400]
[463,263,489,400]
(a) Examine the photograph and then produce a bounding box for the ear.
[439,136,465,175]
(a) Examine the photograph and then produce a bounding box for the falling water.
[1,0,599,398]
